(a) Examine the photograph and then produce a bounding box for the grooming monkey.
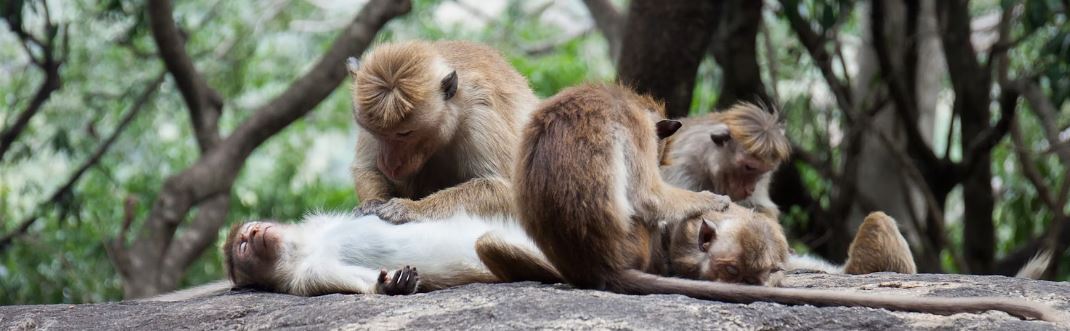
[660,103,917,274]
[480,84,1065,322]
[348,40,538,223]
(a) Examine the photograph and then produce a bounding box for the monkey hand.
[358,198,422,224]
[700,191,732,213]
[354,198,387,215]
[375,266,420,295]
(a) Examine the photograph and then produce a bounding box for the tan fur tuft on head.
[353,42,438,129]
[720,102,791,164]
[735,210,790,277]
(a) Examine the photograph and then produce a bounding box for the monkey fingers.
[354,198,387,216]
[376,266,420,295]
[359,198,421,224]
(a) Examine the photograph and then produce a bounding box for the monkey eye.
[710,133,731,146]
[724,265,739,276]
[396,130,413,137]
[239,241,248,254]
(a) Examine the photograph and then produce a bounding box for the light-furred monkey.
[348,40,537,224]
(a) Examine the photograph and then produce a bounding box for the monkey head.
[223,221,289,291]
[670,206,788,286]
[674,103,791,201]
[347,42,462,181]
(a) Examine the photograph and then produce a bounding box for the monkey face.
[373,126,440,180]
[692,213,786,286]
[224,221,286,289]
[704,129,777,201]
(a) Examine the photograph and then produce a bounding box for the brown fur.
[475,233,562,283]
[513,83,729,289]
[485,85,1065,322]
[350,40,538,222]
[668,204,788,285]
[844,212,917,274]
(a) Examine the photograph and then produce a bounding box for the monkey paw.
[359,198,421,224]
[354,199,386,215]
[701,191,732,213]
[376,266,420,295]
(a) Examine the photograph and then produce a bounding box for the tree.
[103,0,411,298]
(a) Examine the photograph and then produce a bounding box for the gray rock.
[1,273,1067,330]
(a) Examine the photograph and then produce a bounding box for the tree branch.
[779,0,853,115]
[0,72,166,250]
[0,3,65,162]
[108,0,411,298]
[147,0,223,152]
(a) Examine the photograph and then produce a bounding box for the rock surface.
[1,273,1068,330]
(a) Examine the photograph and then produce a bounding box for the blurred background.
[0,0,1067,304]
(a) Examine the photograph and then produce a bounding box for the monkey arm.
[359,176,514,224]
[646,185,731,226]
[352,131,393,205]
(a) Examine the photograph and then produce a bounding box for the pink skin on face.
[236,222,283,261]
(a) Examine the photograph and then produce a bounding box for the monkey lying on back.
[478,84,1065,322]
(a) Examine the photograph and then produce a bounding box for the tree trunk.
[709,0,768,108]
[106,0,412,298]
[617,0,717,118]
[937,0,995,274]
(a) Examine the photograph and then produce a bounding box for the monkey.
[221,212,542,296]
[660,102,789,219]
[658,103,921,275]
[478,84,1066,322]
[1015,250,1054,280]
[477,203,790,287]
[787,212,917,275]
[347,40,538,224]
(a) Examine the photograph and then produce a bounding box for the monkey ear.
[710,132,731,146]
[346,57,361,77]
[656,120,683,139]
[698,219,717,252]
[441,70,458,100]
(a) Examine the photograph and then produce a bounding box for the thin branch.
[524,28,593,56]
[1018,80,1070,167]
[954,87,1017,179]
[779,0,853,115]
[0,72,166,250]
[1011,122,1059,211]
[870,0,940,168]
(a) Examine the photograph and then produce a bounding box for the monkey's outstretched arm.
[647,186,731,226]
[359,177,513,224]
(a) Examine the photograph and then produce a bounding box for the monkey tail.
[1015,249,1054,280]
[611,270,1068,323]
[475,233,562,284]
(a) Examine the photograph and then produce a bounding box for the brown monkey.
[844,212,917,274]
[660,102,790,219]
[660,104,918,275]
[787,212,917,275]
[483,84,1066,322]
[347,40,538,223]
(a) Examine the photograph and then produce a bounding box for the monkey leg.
[843,212,917,274]
[359,177,513,224]
[475,233,562,283]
